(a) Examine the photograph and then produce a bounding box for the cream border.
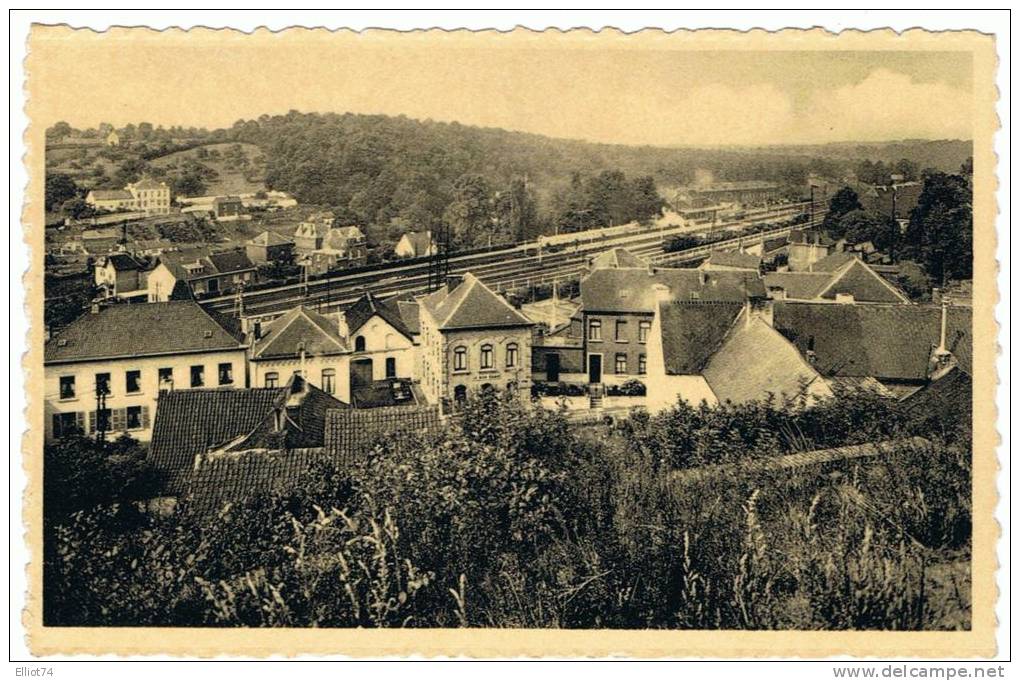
[22,26,1000,658]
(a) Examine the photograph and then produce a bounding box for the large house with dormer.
[763,251,910,304]
[44,301,248,442]
[147,248,258,300]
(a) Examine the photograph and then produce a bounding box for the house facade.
[245,231,295,264]
[94,252,147,300]
[147,249,258,301]
[85,178,171,216]
[44,301,247,442]
[394,231,437,259]
[293,212,335,254]
[418,274,533,410]
[306,226,368,274]
[786,228,835,272]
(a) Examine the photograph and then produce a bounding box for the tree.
[443,174,492,247]
[822,186,862,234]
[60,196,95,220]
[46,121,73,141]
[629,175,665,224]
[893,158,920,182]
[902,172,973,285]
[45,173,79,212]
[494,177,538,243]
[832,209,898,251]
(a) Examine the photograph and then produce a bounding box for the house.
[44,301,248,443]
[147,248,258,301]
[125,178,172,215]
[147,374,346,496]
[787,228,835,272]
[645,300,832,413]
[94,252,148,300]
[394,231,437,259]
[763,251,910,304]
[249,305,351,403]
[131,238,177,257]
[772,301,972,398]
[306,226,368,274]
[324,404,441,466]
[699,250,762,272]
[212,195,245,222]
[859,181,923,221]
[418,273,534,409]
[293,211,335,254]
[342,291,418,392]
[245,230,295,265]
[85,178,171,216]
[577,266,766,387]
[105,130,120,146]
[85,189,135,213]
[80,227,123,255]
[586,247,648,271]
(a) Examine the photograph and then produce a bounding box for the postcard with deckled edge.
[22,25,999,658]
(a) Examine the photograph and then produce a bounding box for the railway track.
[205,203,816,319]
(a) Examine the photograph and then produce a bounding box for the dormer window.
[354,335,366,352]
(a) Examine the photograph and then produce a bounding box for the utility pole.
[95,380,107,444]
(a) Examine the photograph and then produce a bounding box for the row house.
[147,248,258,300]
[93,252,149,301]
[43,301,248,442]
[418,273,534,410]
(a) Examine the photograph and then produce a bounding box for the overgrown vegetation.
[44,391,971,630]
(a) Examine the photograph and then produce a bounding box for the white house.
[44,301,248,442]
[394,231,437,259]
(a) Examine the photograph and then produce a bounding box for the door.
[588,354,602,384]
[350,358,374,391]
[545,353,561,382]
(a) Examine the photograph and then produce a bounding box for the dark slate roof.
[324,404,442,467]
[788,228,834,246]
[253,305,347,359]
[809,251,857,273]
[582,268,766,313]
[105,253,144,271]
[764,272,833,300]
[206,250,256,274]
[588,247,648,269]
[657,301,743,374]
[899,366,972,420]
[422,273,533,330]
[773,302,973,381]
[818,258,909,303]
[148,387,287,494]
[149,376,347,495]
[703,250,762,270]
[395,299,421,335]
[344,292,414,340]
[44,301,245,364]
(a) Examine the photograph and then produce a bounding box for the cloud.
[799,68,973,143]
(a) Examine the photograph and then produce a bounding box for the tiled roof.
[206,250,256,274]
[45,301,245,364]
[130,178,166,190]
[899,366,972,420]
[187,448,330,514]
[422,273,533,330]
[148,387,286,493]
[248,230,293,247]
[344,292,414,340]
[588,247,648,270]
[160,249,255,281]
[702,250,762,270]
[773,302,972,381]
[213,195,243,205]
[323,226,365,249]
[657,301,743,375]
[582,268,766,313]
[253,305,347,359]
[788,228,834,246]
[764,256,908,304]
[764,272,832,300]
[89,189,133,201]
[809,251,857,273]
[395,299,421,335]
[149,376,346,494]
[324,404,441,467]
[702,315,832,405]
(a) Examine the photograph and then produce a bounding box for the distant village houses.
[147,248,258,301]
[85,177,171,216]
[394,231,437,259]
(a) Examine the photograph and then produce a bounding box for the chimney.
[698,270,708,286]
[651,283,671,303]
[90,302,101,314]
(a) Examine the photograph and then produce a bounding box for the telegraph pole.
[95,381,107,444]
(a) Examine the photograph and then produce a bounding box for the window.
[52,412,81,438]
[638,320,651,344]
[90,408,111,434]
[218,363,234,386]
[59,376,76,400]
[208,278,220,293]
[354,335,366,352]
[265,372,279,388]
[615,319,628,341]
[158,367,173,389]
[453,346,468,372]
[385,357,397,379]
[480,344,494,370]
[454,385,468,404]
[505,343,519,369]
[126,370,141,394]
[588,319,602,341]
[126,406,143,430]
[638,353,647,375]
[689,291,701,301]
[190,365,204,387]
[321,368,336,394]
[95,372,111,396]
[615,353,628,374]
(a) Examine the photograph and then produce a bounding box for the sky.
[30,30,975,147]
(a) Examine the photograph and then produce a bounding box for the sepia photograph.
[15,16,1004,661]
